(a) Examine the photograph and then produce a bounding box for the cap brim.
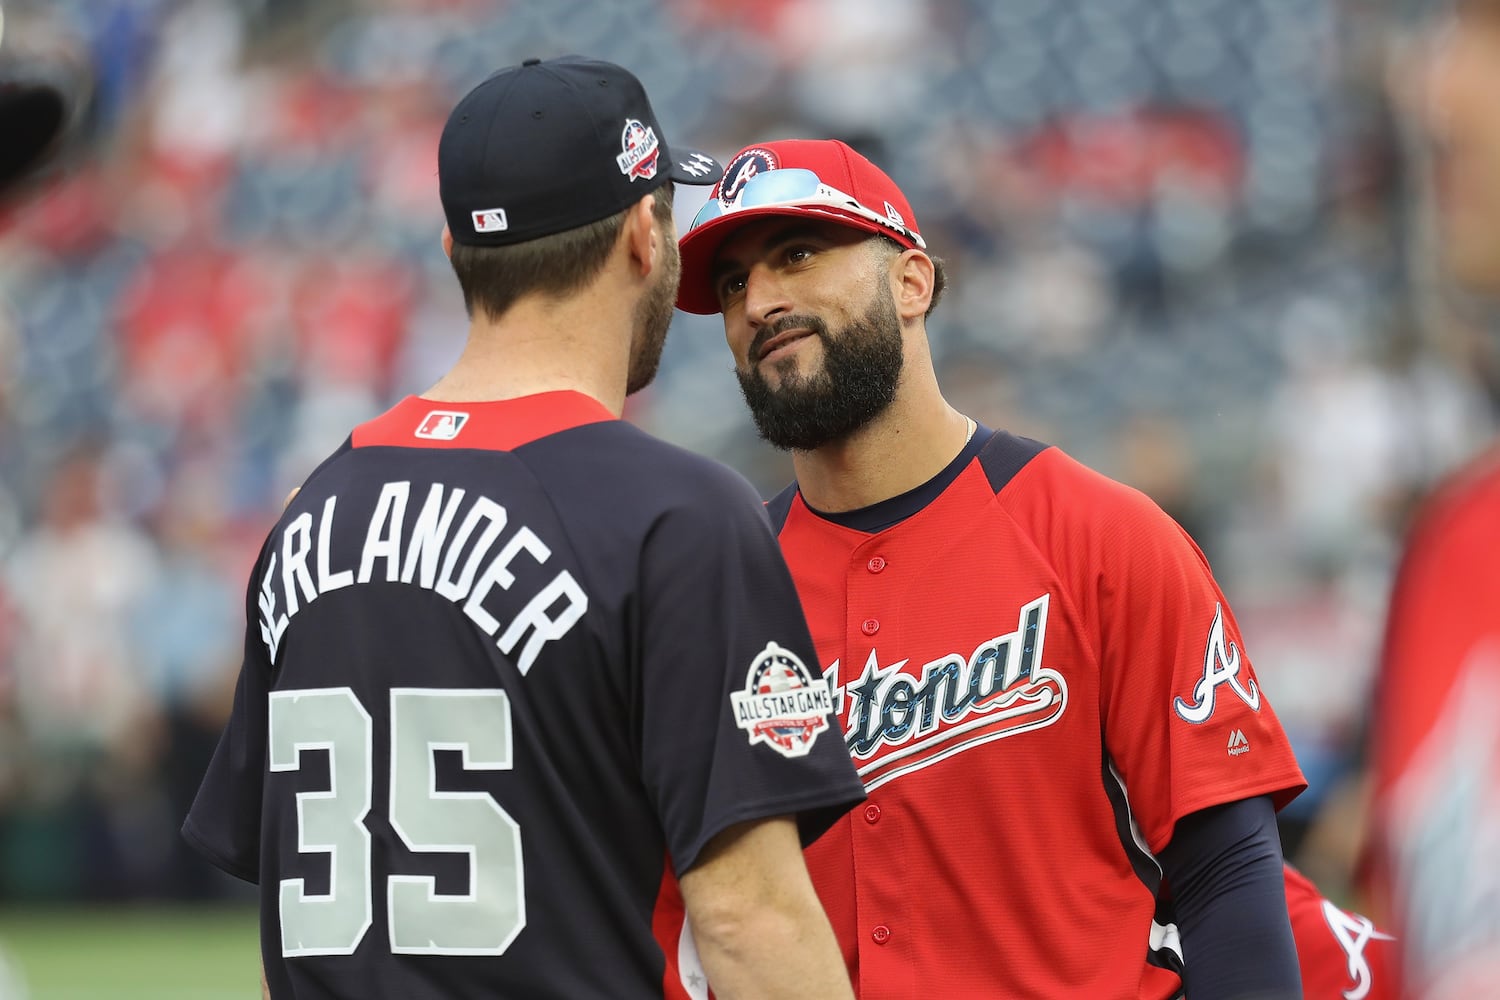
[675,204,903,315]
[665,146,723,187]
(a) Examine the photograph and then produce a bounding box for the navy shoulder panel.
[765,482,799,533]
[976,430,1050,495]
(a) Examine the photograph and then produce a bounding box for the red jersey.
[1284,864,1396,1000]
[1367,446,1500,999]
[767,430,1306,999]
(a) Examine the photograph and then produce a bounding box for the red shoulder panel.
[352,391,615,451]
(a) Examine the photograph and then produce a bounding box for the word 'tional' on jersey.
[829,594,1069,791]
[257,481,588,672]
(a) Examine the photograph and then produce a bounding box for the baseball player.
[182,59,864,1000]
[675,138,1308,999]
[1363,3,1500,996]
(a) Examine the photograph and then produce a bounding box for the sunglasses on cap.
[688,168,927,250]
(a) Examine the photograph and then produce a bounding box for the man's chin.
[754,357,821,393]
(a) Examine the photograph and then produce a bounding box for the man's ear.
[623,193,658,278]
[893,249,935,322]
[441,225,455,260]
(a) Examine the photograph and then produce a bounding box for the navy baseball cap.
[439,55,724,247]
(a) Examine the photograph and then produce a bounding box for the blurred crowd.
[0,0,1494,904]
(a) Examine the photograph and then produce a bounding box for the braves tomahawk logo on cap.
[616,119,661,181]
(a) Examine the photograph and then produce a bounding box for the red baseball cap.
[676,139,925,315]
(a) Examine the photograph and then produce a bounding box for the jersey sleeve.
[634,471,865,875]
[180,542,275,883]
[1084,473,1306,853]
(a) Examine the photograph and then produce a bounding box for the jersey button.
[866,556,887,573]
[860,618,880,636]
[871,925,892,945]
[863,804,881,824]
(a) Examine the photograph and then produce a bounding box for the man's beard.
[735,284,904,451]
[627,233,680,396]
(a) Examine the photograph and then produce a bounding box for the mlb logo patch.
[415,410,469,441]
[471,208,509,234]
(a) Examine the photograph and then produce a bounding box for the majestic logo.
[1319,899,1394,1000]
[1173,604,1261,724]
[471,208,508,234]
[678,152,717,179]
[731,642,833,758]
[718,148,778,207]
[414,410,469,441]
[615,119,661,181]
[827,594,1068,791]
[1227,729,1251,756]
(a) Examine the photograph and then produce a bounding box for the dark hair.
[876,236,946,318]
[449,186,675,321]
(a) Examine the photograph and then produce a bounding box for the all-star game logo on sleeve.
[732,642,834,758]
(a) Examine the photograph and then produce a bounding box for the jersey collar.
[801,423,993,533]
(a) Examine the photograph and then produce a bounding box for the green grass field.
[0,907,261,1000]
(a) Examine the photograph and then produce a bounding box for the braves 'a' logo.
[825,594,1067,791]
[1173,603,1260,723]
[718,148,778,206]
[1320,900,1394,1000]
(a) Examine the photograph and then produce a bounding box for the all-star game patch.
[731,641,833,758]
[615,118,661,181]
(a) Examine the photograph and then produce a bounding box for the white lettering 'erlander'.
[730,642,833,758]
[471,208,508,234]
[1173,604,1261,724]
[258,482,587,674]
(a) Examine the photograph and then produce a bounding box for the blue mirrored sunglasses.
[689,168,926,250]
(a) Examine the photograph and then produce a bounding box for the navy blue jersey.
[183,391,864,1000]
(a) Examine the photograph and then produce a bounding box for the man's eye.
[718,275,747,301]
[786,247,813,264]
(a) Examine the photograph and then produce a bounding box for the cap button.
[522,57,541,67]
